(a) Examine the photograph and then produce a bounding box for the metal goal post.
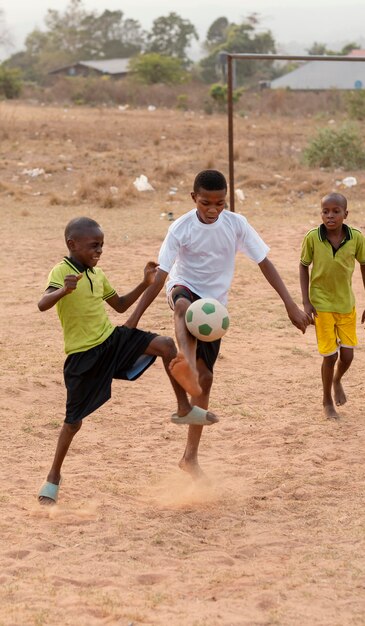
[224,53,365,212]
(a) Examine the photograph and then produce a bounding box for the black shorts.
[64,326,157,424]
[169,285,221,373]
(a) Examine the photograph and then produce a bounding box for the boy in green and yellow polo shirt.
[300,192,365,419]
[38,217,217,505]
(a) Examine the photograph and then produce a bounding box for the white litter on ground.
[133,175,154,191]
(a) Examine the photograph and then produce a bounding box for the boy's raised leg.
[169,352,202,397]
[169,298,202,397]
[145,336,217,425]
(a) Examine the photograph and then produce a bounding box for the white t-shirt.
[158,209,270,305]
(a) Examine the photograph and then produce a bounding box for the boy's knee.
[340,348,354,366]
[324,353,338,367]
[160,336,177,359]
[64,420,82,434]
[174,298,189,318]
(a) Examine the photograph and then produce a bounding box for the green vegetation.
[303,124,365,169]
[0,65,22,98]
[209,83,243,111]
[199,13,276,86]
[145,12,198,66]
[1,1,364,98]
[306,41,360,56]
[5,0,145,82]
[346,90,365,120]
[129,53,187,85]
[4,2,197,84]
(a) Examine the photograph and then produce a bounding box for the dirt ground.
[1,102,365,626]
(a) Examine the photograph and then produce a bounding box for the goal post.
[224,53,365,211]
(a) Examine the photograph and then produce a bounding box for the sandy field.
[1,102,365,626]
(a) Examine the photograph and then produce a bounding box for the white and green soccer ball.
[185,297,230,342]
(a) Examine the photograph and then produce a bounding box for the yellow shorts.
[314,308,357,356]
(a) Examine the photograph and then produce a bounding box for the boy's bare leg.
[39,421,82,505]
[333,347,353,406]
[169,299,202,397]
[179,359,212,479]
[321,353,339,419]
[179,424,205,479]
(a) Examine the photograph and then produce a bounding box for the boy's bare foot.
[333,379,347,406]
[323,404,340,420]
[179,457,209,483]
[169,352,202,397]
[39,496,56,506]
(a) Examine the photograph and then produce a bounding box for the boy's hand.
[304,302,317,323]
[286,303,312,334]
[143,261,158,286]
[64,273,83,294]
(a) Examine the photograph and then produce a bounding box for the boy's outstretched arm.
[124,268,168,328]
[38,273,83,311]
[107,261,159,314]
[299,262,317,322]
[258,257,311,333]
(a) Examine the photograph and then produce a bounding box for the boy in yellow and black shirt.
[300,192,365,419]
[38,217,217,505]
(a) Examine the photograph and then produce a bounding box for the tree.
[147,12,198,64]
[306,41,360,56]
[5,0,146,82]
[204,17,229,52]
[340,42,360,55]
[199,13,276,85]
[306,42,328,56]
[79,11,145,58]
[129,53,187,84]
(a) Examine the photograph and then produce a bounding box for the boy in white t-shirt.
[126,170,310,478]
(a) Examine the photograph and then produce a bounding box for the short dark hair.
[321,192,347,209]
[65,217,101,243]
[193,169,227,194]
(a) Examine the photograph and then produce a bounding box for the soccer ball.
[185,297,230,342]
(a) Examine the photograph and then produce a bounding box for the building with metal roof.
[49,58,131,79]
[270,56,365,90]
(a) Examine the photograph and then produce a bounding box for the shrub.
[209,83,243,112]
[346,90,365,121]
[303,123,365,169]
[129,53,188,85]
[176,93,188,110]
[0,65,22,98]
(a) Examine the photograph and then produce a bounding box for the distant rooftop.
[49,58,131,76]
[347,49,365,57]
[78,59,131,74]
[271,51,365,90]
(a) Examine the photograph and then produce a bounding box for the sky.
[1,0,365,60]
